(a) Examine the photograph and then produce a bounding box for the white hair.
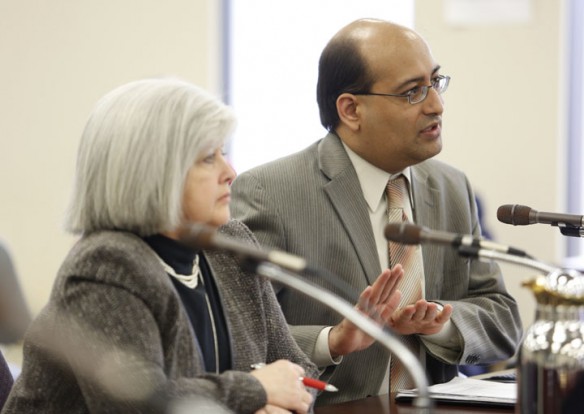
[66,78,236,236]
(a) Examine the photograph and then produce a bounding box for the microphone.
[180,223,433,409]
[497,204,584,228]
[384,222,530,258]
[179,223,309,273]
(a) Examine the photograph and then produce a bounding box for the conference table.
[315,369,517,413]
[314,393,514,414]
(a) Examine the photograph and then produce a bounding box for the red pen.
[251,363,339,392]
[300,376,338,392]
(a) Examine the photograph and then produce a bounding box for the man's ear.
[336,93,361,131]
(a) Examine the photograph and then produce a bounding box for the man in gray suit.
[231,18,522,406]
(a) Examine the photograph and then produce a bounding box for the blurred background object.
[0,349,13,409]
[0,239,32,378]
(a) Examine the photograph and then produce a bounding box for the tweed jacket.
[0,351,12,410]
[2,220,317,413]
[230,133,523,405]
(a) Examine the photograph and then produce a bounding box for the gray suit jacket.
[2,220,317,413]
[231,133,523,405]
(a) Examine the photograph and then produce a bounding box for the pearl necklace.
[157,254,201,289]
[157,252,220,373]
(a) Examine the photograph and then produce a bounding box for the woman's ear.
[336,93,361,131]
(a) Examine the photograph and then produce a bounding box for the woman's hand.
[250,360,313,414]
[254,404,294,414]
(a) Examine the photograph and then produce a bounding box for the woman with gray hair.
[2,78,316,414]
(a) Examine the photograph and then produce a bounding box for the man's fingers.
[368,266,403,306]
[394,305,416,322]
[379,267,402,303]
[375,269,395,303]
[368,269,392,304]
[356,285,373,311]
[412,302,429,321]
[378,290,402,320]
[436,304,453,323]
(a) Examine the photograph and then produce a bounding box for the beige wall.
[416,0,567,330]
[0,0,221,362]
[0,0,221,310]
[0,0,568,363]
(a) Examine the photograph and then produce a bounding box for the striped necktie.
[386,176,425,392]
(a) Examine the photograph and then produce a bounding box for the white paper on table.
[396,377,516,405]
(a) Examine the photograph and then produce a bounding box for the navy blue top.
[143,234,232,373]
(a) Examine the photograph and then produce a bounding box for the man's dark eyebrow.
[394,65,442,90]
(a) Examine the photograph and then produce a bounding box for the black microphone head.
[178,223,216,251]
[384,223,422,244]
[497,204,533,226]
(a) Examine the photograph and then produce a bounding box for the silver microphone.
[497,204,584,227]
[179,223,308,273]
[384,222,530,257]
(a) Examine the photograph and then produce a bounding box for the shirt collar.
[341,142,414,212]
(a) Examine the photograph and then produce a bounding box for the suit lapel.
[319,133,381,285]
[411,164,444,300]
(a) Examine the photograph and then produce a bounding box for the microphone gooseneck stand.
[558,226,584,238]
[255,262,433,413]
[457,245,562,274]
